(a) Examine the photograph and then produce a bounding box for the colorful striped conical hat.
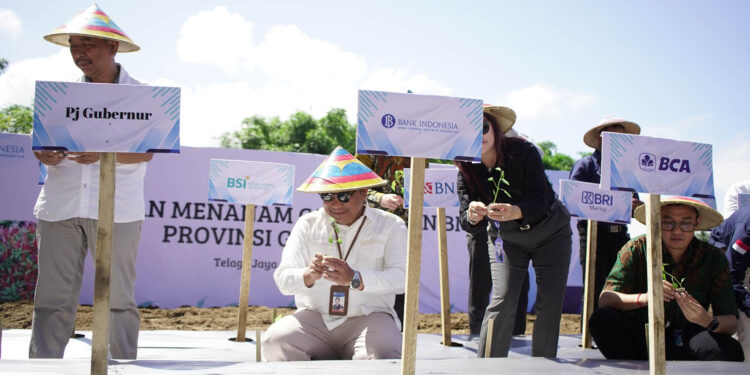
[297,146,387,193]
[44,4,139,52]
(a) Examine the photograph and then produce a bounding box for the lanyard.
[333,216,367,261]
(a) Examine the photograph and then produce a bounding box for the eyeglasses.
[483,121,490,134]
[661,221,696,232]
[319,192,353,203]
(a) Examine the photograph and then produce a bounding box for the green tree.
[220,109,356,154]
[538,141,575,171]
[0,58,8,74]
[0,104,33,134]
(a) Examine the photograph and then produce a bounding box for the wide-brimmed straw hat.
[297,146,387,193]
[44,3,140,52]
[583,117,640,149]
[483,105,516,134]
[634,196,724,231]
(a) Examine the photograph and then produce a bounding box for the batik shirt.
[604,235,738,326]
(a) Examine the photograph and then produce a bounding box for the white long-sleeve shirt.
[274,205,407,330]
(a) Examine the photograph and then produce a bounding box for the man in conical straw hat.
[570,116,643,309]
[263,146,407,361]
[589,197,744,361]
[30,4,151,359]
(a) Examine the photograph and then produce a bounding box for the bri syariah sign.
[32,81,180,153]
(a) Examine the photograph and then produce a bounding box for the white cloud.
[712,132,750,213]
[505,83,596,120]
[0,50,80,108]
[176,6,254,74]
[0,9,22,38]
[171,7,453,147]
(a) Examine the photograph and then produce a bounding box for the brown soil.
[0,300,581,335]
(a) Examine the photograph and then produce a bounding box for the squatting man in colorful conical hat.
[30,3,152,359]
[262,146,408,361]
[588,196,745,361]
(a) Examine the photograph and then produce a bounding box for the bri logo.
[639,153,691,173]
[424,181,455,195]
[381,114,396,128]
[581,191,613,206]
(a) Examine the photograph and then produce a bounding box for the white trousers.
[262,309,402,361]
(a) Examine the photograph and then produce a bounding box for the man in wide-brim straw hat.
[263,146,407,361]
[589,196,744,361]
[570,116,643,309]
[30,3,152,359]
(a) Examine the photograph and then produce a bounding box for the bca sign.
[600,133,715,199]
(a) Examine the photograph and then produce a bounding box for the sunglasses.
[661,221,696,232]
[483,121,490,134]
[319,192,353,203]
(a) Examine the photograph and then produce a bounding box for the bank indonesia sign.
[560,180,631,224]
[600,132,715,199]
[356,90,483,161]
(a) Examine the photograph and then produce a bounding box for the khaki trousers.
[262,309,402,361]
[29,218,142,359]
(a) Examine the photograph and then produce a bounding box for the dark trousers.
[577,221,630,308]
[590,307,745,361]
[394,293,404,329]
[467,230,527,335]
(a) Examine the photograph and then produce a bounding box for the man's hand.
[321,256,355,286]
[34,151,67,166]
[67,152,101,165]
[662,280,677,302]
[303,253,325,287]
[674,291,713,327]
[379,194,403,210]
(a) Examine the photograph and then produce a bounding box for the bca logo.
[424,182,433,194]
[381,114,396,128]
[639,153,656,172]
[639,153,692,173]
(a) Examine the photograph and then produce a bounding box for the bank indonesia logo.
[381,114,396,128]
[639,153,656,172]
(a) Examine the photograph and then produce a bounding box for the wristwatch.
[707,317,720,332]
[349,270,362,290]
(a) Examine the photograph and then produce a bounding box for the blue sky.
[1,1,748,214]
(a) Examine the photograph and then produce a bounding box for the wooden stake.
[645,194,665,375]
[436,207,452,346]
[255,327,262,362]
[91,152,116,375]
[236,204,256,342]
[581,219,598,348]
[400,157,426,375]
[484,317,495,357]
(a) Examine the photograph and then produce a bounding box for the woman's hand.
[486,203,522,222]
[467,201,489,224]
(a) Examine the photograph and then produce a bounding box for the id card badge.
[329,285,349,316]
[493,236,504,263]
